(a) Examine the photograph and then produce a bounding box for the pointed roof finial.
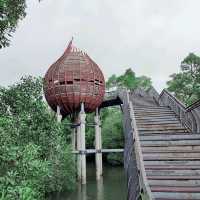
[64,37,74,54]
[68,36,73,47]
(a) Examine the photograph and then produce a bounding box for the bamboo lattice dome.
[43,39,105,117]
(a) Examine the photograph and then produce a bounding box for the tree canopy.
[0,0,41,48]
[167,53,200,105]
[85,69,152,164]
[0,76,75,200]
[106,68,152,90]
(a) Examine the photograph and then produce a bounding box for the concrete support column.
[80,103,86,184]
[99,119,103,176]
[56,106,62,122]
[71,126,76,151]
[76,119,81,181]
[95,108,103,180]
[97,178,104,200]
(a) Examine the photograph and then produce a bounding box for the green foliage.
[107,153,123,166]
[85,108,124,149]
[47,143,75,193]
[86,69,151,164]
[85,113,95,148]
[0,0,41,48]
[100,69,151,164]
[102,108,124,165]
[117,69,137,89]
[106,74,117,89]
[0,143,49,200]
[0,0,26,48]
[0,76,75,200]
[106,68,152,90]
[167,53,200,105]
[102,108,124,149]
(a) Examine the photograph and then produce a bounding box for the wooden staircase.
[132,98,200,199]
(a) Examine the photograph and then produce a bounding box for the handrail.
[122,90,154,200]
[187,99,200,111]
[159,89,186,109]
[147,87,160,104]
[121,89,140,200]
[129,99,154,200]
[158,89,200,134]
[108,87,200,134]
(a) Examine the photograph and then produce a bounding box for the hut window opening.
[67,81,73,85]
[60,81,65,85]
[95,79,100,85]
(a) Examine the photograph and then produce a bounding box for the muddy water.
[51,162,127,200]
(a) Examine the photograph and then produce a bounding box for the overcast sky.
[1,0,200,92]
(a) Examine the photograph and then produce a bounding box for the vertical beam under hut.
[56,106,62,122]
[76,117,81,182]
[95,108,103,180]
[71,124,76,151]
[77,103,86,184]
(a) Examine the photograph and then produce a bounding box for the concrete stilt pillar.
[56,106,62,122]
[71,126,76,151]
[80,103,86,184]
[82,185,87,200]
[97,177,104,200]
[77,118,81,181]
[95,108,103,180]
[99,119,103,176]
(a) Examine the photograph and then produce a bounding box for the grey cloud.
[1,0,200,92]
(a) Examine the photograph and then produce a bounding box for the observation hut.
[43,39,105,184]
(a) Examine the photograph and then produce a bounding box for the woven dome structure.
[43,39,105,117]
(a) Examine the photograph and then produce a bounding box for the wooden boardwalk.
[103,87,200,199]
[129,90,200,200]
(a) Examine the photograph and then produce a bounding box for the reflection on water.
[50,162,127,200]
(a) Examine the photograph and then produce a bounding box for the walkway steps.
[135,117,182,121]
[151,186,200,192]
[131,98,200,200]
[139,132,190,136]
[146,169,200,176]
[145,165,200,170]
[138,125,186,130]
[144,160,200,165]
[137,121,181,125]
[153,192,200,200]
[141,140,200,146]
[140,134,200,141]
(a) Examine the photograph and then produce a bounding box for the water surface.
[52,162,127,200]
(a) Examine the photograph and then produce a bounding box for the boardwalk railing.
[121,89,154,200]
[158,89,200,133]
[121,89,140,200]
[102,88,200,200]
